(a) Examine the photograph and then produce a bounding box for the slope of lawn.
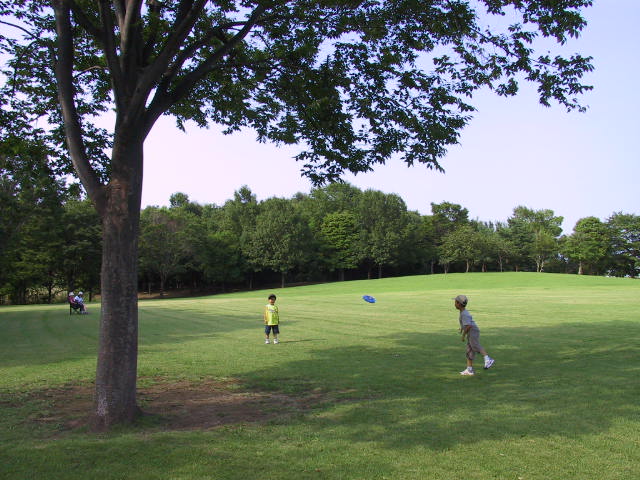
[0,272,638,480]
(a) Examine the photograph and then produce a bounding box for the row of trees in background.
[139,186,640,291]
[2,168,638,304]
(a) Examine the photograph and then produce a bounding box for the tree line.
[2,168,638,305]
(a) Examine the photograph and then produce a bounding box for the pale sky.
[141,1,639,235]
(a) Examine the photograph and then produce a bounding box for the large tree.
[0,1,593,428]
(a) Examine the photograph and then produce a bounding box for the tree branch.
[115,0,145,95]
[0,19,39,40]
[142,0,164,63]
[98,0,126,110]
[145,0,208,87]
[158,24,226,88]
[68,0,104,39]
[51,0,106,215]
[167,15,277,82]
[129,0,208,130]
[143,3,269,136]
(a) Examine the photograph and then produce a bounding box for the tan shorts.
[465,329,483,360]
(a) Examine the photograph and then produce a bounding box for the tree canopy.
[1,1,593,187]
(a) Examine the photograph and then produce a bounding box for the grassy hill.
[1,272,638,479]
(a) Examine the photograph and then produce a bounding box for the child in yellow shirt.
[263,294,280,344]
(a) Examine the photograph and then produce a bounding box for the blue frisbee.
[362,295,376,304]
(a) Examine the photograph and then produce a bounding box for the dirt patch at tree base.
[18,378,333,434]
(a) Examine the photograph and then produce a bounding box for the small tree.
[440,225,482,273]
[414,214,439,274]
[320,211,361,281]
[61,198,102,299]
[563,217,610,275]
[606,213,640,277]
[531,229,558,272]
[505,206,563,271]
[494,232,518,273]
[247,197,311,288]
[138,207,188,296]
[358,190,408,278]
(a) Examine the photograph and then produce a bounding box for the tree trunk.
[159,274,166,298]
[92,141,143,430]
[578,261,583,275]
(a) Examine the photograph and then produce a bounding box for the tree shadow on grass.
[5,319,637,449]
[242,320,639,451]
[0,305,258,368]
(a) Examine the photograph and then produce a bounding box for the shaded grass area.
[1,273,639,479]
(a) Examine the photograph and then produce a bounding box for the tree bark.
[92,139,143,430]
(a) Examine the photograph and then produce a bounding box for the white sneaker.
[265,339,270,344]
[460,369,475,376]
[484,358,495,369]
[273,338,279,344]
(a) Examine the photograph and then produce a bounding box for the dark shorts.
[264,325,279,335]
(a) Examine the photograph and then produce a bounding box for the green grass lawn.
[1,272,639,479]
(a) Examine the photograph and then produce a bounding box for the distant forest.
[1,179,638,304]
